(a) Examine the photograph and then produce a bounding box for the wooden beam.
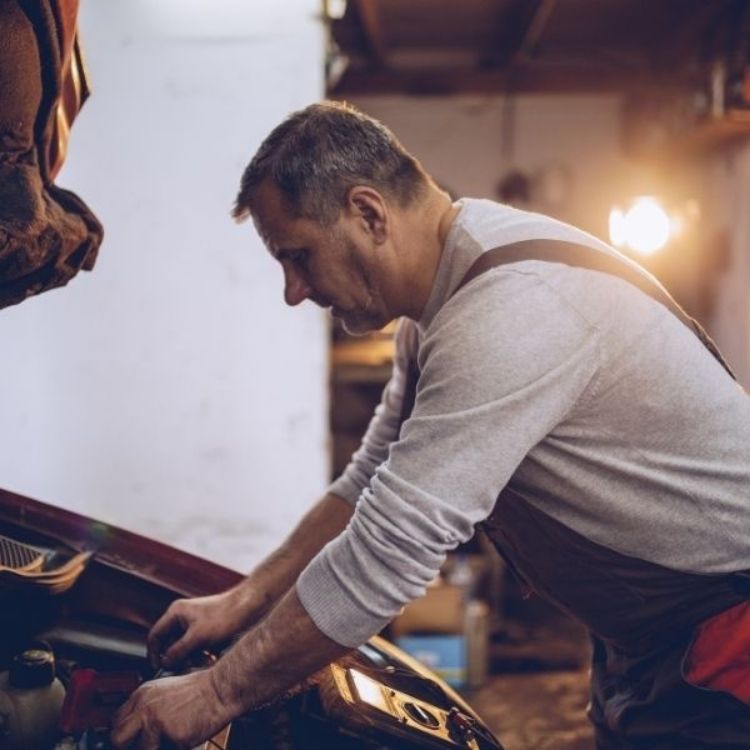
[514,0,558,62]
[353,0,388,68]
[329,63,661,97]
[651,1,732,70]
[479,0,541,70]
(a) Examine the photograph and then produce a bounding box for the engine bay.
[0,493,504,750]
[1,612,500,749]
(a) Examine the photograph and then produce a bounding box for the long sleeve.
[298,268,601,646]
[327,318,420,504]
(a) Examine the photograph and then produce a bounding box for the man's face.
[251,182,392,335]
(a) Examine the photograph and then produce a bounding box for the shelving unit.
[661,109,750,161]
[330,324,396,478]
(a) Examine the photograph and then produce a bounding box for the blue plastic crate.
[395,634,467,687]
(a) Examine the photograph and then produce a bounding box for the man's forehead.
[252,181,287,222]
[251,182,296,249]
[252,216,289,257]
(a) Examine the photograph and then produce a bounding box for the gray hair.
[232,101,431,225]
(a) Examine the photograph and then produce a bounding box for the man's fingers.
[112,724,160,750]
[147,618,171,668]
[161,632,198,669]
[111,694,163,750]
[110,705,141,749]
[139,728,163,750]
[112,692,138,728]
[147,609,185,669]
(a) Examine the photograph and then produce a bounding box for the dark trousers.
[589,631,750,749]
[479,488,750,748]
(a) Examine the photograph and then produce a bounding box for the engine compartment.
[0,493,504,750]
[1,609,501,749]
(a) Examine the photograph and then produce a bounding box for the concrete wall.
[0,0,328,572]
[349,94,632,241]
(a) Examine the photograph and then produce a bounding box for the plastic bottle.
[0,647,66,750]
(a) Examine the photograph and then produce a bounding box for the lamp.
[609,196,680,256]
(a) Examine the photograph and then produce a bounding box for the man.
[112,101,750,749]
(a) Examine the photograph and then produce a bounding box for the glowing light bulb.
[609,197,671,256]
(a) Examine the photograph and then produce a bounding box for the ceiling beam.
[651,1,732,70]
[330,63,659,97]
[353,0,388,67]
[479,0,540,70]
[514,0,558,63]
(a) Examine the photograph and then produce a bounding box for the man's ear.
[347,186,388,243]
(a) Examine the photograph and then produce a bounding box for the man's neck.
[395,190,460,321]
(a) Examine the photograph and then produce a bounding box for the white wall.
[0,0,328,572]
[706,142,750,387]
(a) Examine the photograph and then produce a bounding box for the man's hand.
[148,591,250,670]
[148,494,354,672]
[114,589,351,750]
[110,669,233,750]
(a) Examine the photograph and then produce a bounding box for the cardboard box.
[393,587,490,689]
[391,581,465,637]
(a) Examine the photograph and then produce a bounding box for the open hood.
[0,486,505,750]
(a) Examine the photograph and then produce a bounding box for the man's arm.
[293,270,603,648]
[114,323,418,745]
[222,492,354,620]
[148,492,353,668]
[149,320,417,667]
[211,587,348,715]
[111,584,349,749]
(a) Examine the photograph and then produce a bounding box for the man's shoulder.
[454,197,609,255]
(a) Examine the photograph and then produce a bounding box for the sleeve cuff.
[326,475,362,506]
[296,553,391,648]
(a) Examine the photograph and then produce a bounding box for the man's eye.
[289,251,308,267]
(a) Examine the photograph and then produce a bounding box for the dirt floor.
[469,670,593,750]
[466,592,596,750]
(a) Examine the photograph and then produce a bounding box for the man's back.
[309,197,750,647]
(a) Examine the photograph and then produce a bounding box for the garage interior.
[328,1,750,748]
[1,1,750,749]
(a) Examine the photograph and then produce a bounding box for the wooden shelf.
[332,363,392,384]
[662,109,750,161]
[330,325,397,476]
[332,337,394,366]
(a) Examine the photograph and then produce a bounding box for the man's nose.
[283,265,312,307]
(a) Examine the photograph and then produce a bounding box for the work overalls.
[402,240,750,749]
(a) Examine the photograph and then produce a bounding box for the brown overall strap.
[399,238,736,431]
[455,239,737,381]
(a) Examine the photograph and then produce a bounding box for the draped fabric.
[0,0,102,309]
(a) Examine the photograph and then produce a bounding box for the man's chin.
[335,309,386,336]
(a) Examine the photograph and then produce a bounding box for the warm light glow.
[326,0,347,19]
[609,197,672,256]
[608,208,626,248]
[349,669,388,710]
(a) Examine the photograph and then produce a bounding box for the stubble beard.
[335,235,391,336]
[337,280,388,335]
[339,310,386,336]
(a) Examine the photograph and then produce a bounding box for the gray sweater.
[297,198,750,647]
